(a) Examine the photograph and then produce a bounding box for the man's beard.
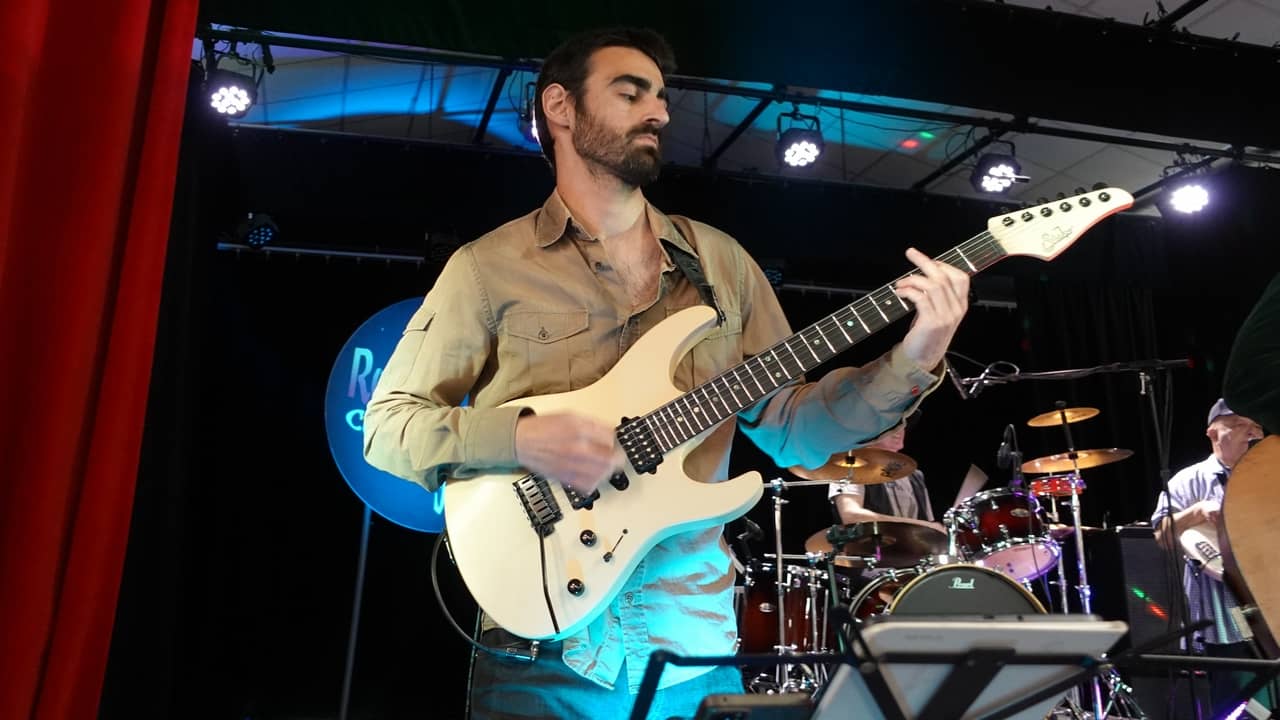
[571,102,662,188]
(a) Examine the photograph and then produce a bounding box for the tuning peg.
[1073,186,1086,195]
[1056,192,1066,200]
[1092,182,1108,190]
[1037,197,1049,205]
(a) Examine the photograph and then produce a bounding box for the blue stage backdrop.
[324,297,447,533]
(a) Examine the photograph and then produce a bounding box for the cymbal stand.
[764,478,802,693]
[1054,402,1105,719]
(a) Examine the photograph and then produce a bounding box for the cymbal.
[804,518,948,569]
[1021,448,1134,474]
[788,447,916,485]
[1027,407,1100,428]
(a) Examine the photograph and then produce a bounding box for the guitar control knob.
[579,530,597,547]
[609,472,630,491]
[567,578,585,596]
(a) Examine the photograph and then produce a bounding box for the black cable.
[430,531,536,661]
[539,532,560,636]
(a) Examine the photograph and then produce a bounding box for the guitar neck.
[635,231,1007,454]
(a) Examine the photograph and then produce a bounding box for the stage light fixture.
[236,212,279,248]
[970,152,1028,194]
[776,107,823,168]
[1166,182,1210,214]
[206,68,257,118]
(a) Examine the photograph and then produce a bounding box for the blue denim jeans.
[470,630,745,720]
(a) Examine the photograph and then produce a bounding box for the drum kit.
[735,405,1138,717]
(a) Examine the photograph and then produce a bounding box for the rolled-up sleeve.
[362,246,524,492]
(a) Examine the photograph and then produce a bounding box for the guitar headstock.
[989,187,1134,261]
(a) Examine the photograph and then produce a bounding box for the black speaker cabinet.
[1083,525,1212,720]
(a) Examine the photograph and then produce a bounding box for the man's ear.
[542,84,573,131]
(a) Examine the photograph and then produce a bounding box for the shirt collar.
[533,189,700,262]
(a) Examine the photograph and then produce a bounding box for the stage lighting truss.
[970,142,1029,194]
[776,106,824,168]
[201,38,274,119]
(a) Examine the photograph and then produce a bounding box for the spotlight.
[236,212,279,248]
[206,68,257,118]
[776,107,823,168]
[1166,182,1210,214]
[970,153,1028,194]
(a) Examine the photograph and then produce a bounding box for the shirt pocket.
[667,306,743,392]
[499,308,593,396]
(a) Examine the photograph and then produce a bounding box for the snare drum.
[949,487,1060,583]
[737,562,854,654]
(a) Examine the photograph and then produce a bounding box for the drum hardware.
[1027,401,1119,719]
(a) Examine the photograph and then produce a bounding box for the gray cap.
[1207,398,1236,428]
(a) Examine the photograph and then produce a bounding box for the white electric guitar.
[443,188,1134,640]
[1180,523,1225,581]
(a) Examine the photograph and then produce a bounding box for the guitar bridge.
[513,474,562,537]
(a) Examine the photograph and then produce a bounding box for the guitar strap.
[662,221,725,327]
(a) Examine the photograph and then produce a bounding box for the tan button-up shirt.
[363,190,940,693]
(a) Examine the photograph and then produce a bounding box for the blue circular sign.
[324,297,446,532]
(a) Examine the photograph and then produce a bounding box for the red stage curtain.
[0,1,198,717]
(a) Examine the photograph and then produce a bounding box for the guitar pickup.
[513,474,562,537]
[564,486,600,511]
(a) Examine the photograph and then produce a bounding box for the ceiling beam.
[200,0,1280,150]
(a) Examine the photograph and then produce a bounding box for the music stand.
[628,615,1129,720]
[810,615,1128,720]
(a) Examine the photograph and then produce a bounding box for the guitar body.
[1180,523,1225,581]
[1220,435,1280,657]
[443,305,764,640]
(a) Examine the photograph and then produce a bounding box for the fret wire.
[767,350,784,386]
[671,403,694,442]
[814,323,836,354]
[724,371,746,408]
[745,360,767,395]
[850,305,870,333]
[832,316,852,344]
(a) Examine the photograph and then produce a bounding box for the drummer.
[827,417,938,527]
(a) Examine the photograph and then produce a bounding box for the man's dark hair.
[533,27,676,170]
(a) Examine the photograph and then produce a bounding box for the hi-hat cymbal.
[1027,407,1100,428]
[788,447,916,484]
[1021,448,1134,474]
[804,518,949,569]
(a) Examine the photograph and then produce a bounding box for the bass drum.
[887,563,1047,616]
[847,567,922,622]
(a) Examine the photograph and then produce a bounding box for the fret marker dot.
[846,321,853,327]
[775,372,782,378]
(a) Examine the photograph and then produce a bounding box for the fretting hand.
[894,247,971,371]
